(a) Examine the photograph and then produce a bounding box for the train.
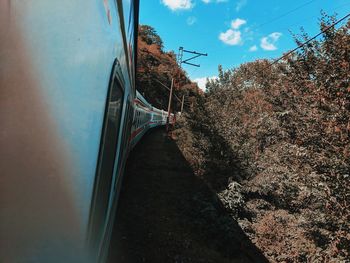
[0,0,174,262]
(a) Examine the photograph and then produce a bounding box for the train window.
[88,66,124,247]
[114,97,132,192]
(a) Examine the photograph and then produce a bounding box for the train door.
[88,60,125,254]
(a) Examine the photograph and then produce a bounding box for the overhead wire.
[274,2,350,33]
[154,78,182,103]
[271,12,350,65]
[253,0,318,30]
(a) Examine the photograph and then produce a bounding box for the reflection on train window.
[89,74,124,245]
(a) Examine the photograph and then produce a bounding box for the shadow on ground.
[108,128,268,263]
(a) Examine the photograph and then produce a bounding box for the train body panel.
[1,1,138,262]
[0,1,175,262]
[130,91,153,147]
[130,91,172,147]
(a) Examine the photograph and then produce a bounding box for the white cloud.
[235,0,247,12]
[193,76,217,92]
[161,0,194,11]
[201,0,210,3]
[186,16,197,25]
[219,29,242,45]
[231,18,246,29]
[260,32,282,51]
[249,45,257,51]
[219,18,247,46]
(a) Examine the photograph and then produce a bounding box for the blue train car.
[0,1,174,262]
[130,91,167,147]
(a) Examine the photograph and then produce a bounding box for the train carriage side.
[1,1,139,262]
[150,107,166,128]
[130,91,152,147]
[130,90,175,147]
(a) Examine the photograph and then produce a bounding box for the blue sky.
[139,0,350,90]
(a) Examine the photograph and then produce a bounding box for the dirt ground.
[107,128,268,263]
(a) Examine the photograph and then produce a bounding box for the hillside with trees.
[173,14,350,262]
[137,25,201,111]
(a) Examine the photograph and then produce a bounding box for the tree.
[137,25,201,111]
[138,25,163,49]
[185,13,350,261]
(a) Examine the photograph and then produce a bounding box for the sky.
[139,0,350,90]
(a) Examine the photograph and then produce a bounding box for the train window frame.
[113,96,132,193]
[88,59,125,248]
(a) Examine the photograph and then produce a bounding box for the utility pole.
[166,47,207,132]
[166,78,174,131]
[178,47,207,67]
[154,78,182,104]
[180,95,185,114]
[177,47,207,113]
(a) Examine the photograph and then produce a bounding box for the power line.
[271,12,350,65]
[154,78,182,103]
[275,2,350,33]
[254,0,317,30]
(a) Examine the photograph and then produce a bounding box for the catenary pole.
[166,78,174,131]
[176,46,207,114]
[180,95,185,114]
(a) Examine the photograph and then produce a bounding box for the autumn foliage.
[137,25,201,111]
[175,14,350,261]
